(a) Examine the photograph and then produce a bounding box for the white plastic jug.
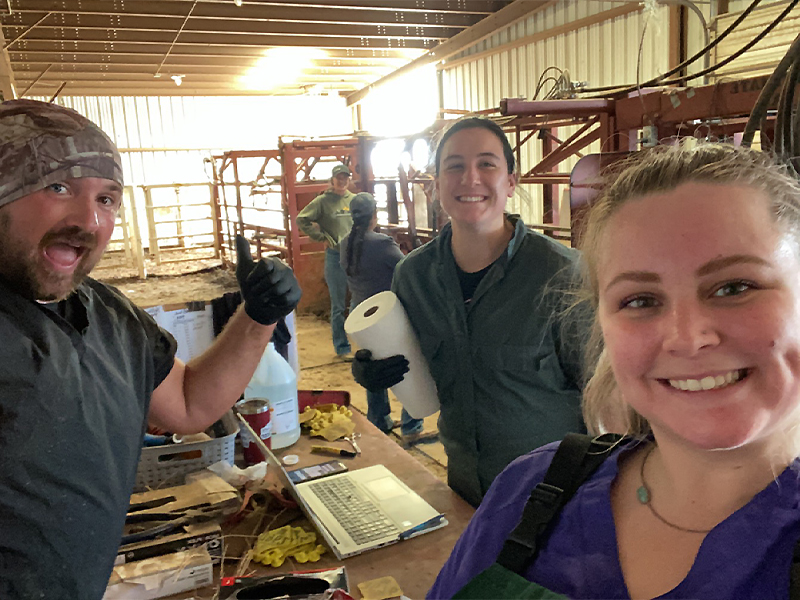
[244,342,300,449]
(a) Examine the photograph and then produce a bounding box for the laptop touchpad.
[363,476,407,500]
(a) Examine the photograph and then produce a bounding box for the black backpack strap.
[790,536,800,600]
[496,433,624,575]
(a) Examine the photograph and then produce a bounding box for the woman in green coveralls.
[352,118,586,507]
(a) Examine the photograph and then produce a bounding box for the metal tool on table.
[311,444,357,458]
[344,432,361,455]
[121,506,224,545]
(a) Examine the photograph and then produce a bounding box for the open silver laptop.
[236,414,447,559]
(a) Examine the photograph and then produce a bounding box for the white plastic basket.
[134,410,239,491]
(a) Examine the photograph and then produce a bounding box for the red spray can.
[237,399,271,465]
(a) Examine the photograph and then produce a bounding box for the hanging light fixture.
[171,75,183,86]
[234,0,243,6]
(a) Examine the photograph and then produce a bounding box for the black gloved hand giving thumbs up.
[235,234,302,325]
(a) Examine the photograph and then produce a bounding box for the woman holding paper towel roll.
[340,192,425,439]
[352,117,587,507]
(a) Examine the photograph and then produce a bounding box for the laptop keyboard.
[307,477,397,545]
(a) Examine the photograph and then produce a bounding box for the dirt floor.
[291,313,446,482]
[105,267,241,308]
[97,264,448,483]
[95,250,240,308]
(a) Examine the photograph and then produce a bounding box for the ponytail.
[345,212,373,276]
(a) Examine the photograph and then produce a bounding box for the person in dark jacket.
[352,117,586,506]
[340,192,426,440]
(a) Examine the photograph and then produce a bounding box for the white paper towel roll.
[345,291,440,419]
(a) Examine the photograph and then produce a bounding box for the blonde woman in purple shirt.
[430,143,800,600]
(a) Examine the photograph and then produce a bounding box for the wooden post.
[209,183,221,259]
[174,186,185,248]
[386,181,399,225]
[118,202,133,263]
[232,157,244,236]
[125,186,147,279]
[143,186,161,265]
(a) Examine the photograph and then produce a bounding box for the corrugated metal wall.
[712,1,799,79]
[32,95,351,188]
[27,95,351,251]
[440,1,671,225]
[727,0,792,14]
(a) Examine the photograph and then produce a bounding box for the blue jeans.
[324,248,350,355]
[367,389,424,436]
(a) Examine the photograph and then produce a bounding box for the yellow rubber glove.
[253,525,326,567]
[303,405,355,440]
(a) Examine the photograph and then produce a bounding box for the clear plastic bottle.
[243,342,300,449]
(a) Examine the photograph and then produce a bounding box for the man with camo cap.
[0,100,302,599]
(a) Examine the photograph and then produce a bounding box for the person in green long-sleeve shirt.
[296,163,355,357]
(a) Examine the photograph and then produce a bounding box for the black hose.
[741,71,783,150]
[792,73,800,171]
[777,60,800,156]
[533,76,559,100]
[774,64,792,155]
[742,31,800,148]
[591,0,800,98]
[581,0,764,94]
[783,59,800,176]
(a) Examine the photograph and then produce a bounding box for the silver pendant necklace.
[636,444,713,535]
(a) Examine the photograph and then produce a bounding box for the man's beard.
[0,214,98,302]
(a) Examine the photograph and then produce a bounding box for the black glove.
[235,234,302,325]
[351,349,409,392]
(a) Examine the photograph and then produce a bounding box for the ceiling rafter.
[10,45,418,60]
[9,29,442,50]
[3,0,514,96]
[11,54,410,66]
[13,6,488,26]
[6,23,457,41]
[14,0,505,17]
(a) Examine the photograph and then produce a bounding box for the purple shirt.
[428,440,800,600]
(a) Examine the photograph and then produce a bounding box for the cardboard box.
[116,521,222,565]
[104,547,213,600]
[119,472,237,568]
[128,470,239,516]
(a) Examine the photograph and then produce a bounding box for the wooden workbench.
[229,410,476,598]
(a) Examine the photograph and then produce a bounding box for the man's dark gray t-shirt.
[0,277,176,600]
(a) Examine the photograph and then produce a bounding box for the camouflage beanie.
[0,99,123,209]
